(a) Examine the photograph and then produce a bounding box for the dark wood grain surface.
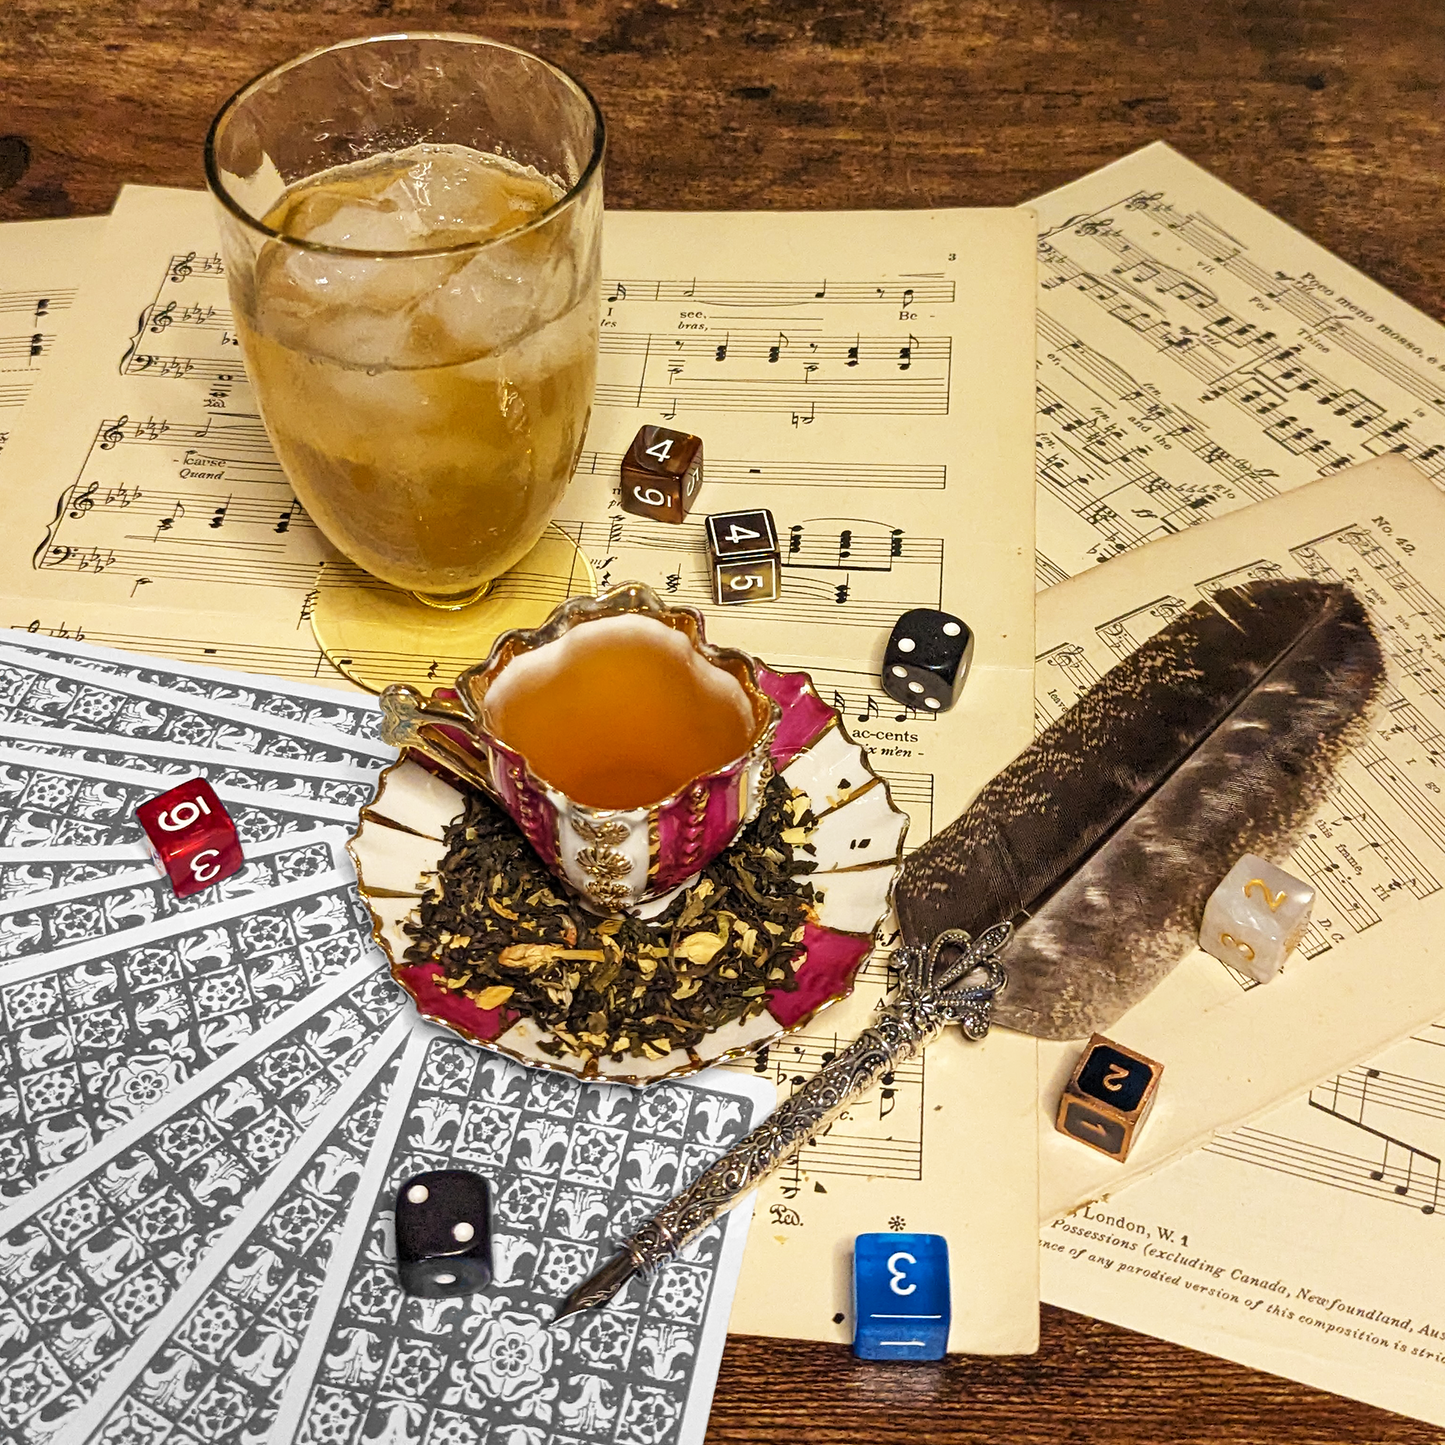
[4,2,1445,1440]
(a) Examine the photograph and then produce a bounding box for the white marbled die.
[1199,853,1315,983]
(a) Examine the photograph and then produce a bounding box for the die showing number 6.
[632,485,667,507]
[156,796,212,832]
[886,1251,917,1296]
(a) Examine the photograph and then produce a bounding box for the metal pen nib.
[555,1248,639,1319]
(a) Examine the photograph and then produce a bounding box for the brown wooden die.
[620,425,703,523]
[1055,1034,1163,1162]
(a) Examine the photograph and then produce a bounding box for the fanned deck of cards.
[0,629,773,1445]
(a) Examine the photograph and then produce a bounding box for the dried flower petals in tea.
[402,773,819,1063]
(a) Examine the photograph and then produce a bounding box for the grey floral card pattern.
[0,993,407,1443]
[278,1033,770,1445]
[1,630,385,743]
[0,746,355,848]
[0,855,150,902]
[61,1034,409,1445]
[0,872,388,1200]
[0,645,391,770]
[0,834,347,963]
[0,720,380,811]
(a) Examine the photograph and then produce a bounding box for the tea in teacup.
[480,613,761,809]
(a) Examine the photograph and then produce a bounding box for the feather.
[893,578,1386,1040]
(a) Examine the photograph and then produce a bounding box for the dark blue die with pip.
[882,609,974,713]
[852,1232,950,1360]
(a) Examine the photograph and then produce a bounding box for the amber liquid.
[236,144,597,597]
[484,620,761,809]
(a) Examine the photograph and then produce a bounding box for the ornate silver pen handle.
[555,922,1011,1317]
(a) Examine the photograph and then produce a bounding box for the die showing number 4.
[706,509,781,605]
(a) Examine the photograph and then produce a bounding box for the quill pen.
[894,576,1386,1039]
[555,577,1384,1316]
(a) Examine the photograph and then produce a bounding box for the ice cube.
[292,196,418,253]
[418,244,577,361]
[379,148,558,247]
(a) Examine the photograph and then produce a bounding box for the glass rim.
[203,31,606,261]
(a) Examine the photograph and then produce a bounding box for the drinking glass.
[205,33,604,688]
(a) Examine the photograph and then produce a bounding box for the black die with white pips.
[395,1169,493,1298]
[881,608,974,713]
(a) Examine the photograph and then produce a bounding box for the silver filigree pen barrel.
[554,922,1010,1319]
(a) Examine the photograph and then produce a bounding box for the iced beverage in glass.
[207,35,604,604]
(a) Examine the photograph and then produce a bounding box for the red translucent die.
[136,777,243,897]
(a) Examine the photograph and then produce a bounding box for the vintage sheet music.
[1025,142,1445,1416]
[1032,141,1445,587]
[0,214,106,454]
[0,188,1041,1352]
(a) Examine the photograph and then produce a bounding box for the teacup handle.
[379,684,500,800]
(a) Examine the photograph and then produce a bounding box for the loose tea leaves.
[402,772,819,1065]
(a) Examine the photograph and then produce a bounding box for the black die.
[620,426,704,523]
[395,1169,493,1298]
[1055,1034,1163,1162]
[881,608,974,713]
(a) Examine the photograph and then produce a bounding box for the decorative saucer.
[350,664,908,1085]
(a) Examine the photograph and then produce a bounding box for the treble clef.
[99,415,128,450]
[170,251,196,283]
[67,482,99,520]
[148,301,177,334]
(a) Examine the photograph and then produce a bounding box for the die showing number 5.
[728,574,763,591]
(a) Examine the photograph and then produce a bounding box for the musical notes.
[596,277,956,307]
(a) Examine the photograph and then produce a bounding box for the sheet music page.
[0,214,107,453]
[1033,458,1445,1420]
[0,189,1042,1352]
[1032,141,1445,586]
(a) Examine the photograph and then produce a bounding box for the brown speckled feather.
[893,578,1386,1040]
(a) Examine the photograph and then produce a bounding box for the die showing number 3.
[886,1251,917,1296]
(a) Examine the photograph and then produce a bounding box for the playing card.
[1,630,383,743]
[0,831,351,964]
[0,718,380,812]
[49,1032,408,1445]
[0,868,390,1202]
[0,997,409,1441]
[0,848,152,901]
[0,643,392,770]
[269,1028,772,1445]
[0,745,357,848]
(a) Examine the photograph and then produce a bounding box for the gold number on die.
[1244,878,1287,911]
[1220,931,1256,963]
[1102,1063,1130,1092]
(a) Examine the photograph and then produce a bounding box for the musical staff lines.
[603,277,954,308]
[575,449,946,491]
[1206,1123,1441,1216]
[727,1032,925,1184]
[598,330,950,419]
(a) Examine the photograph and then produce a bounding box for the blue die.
[852,1232,950,1360]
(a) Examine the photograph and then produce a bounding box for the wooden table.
[3,2,1444,1440]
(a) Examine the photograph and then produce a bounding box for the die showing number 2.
[1244,878,1287,910]
[886,1251,917,1296]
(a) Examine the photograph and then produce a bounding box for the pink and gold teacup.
[379,582,781,912]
